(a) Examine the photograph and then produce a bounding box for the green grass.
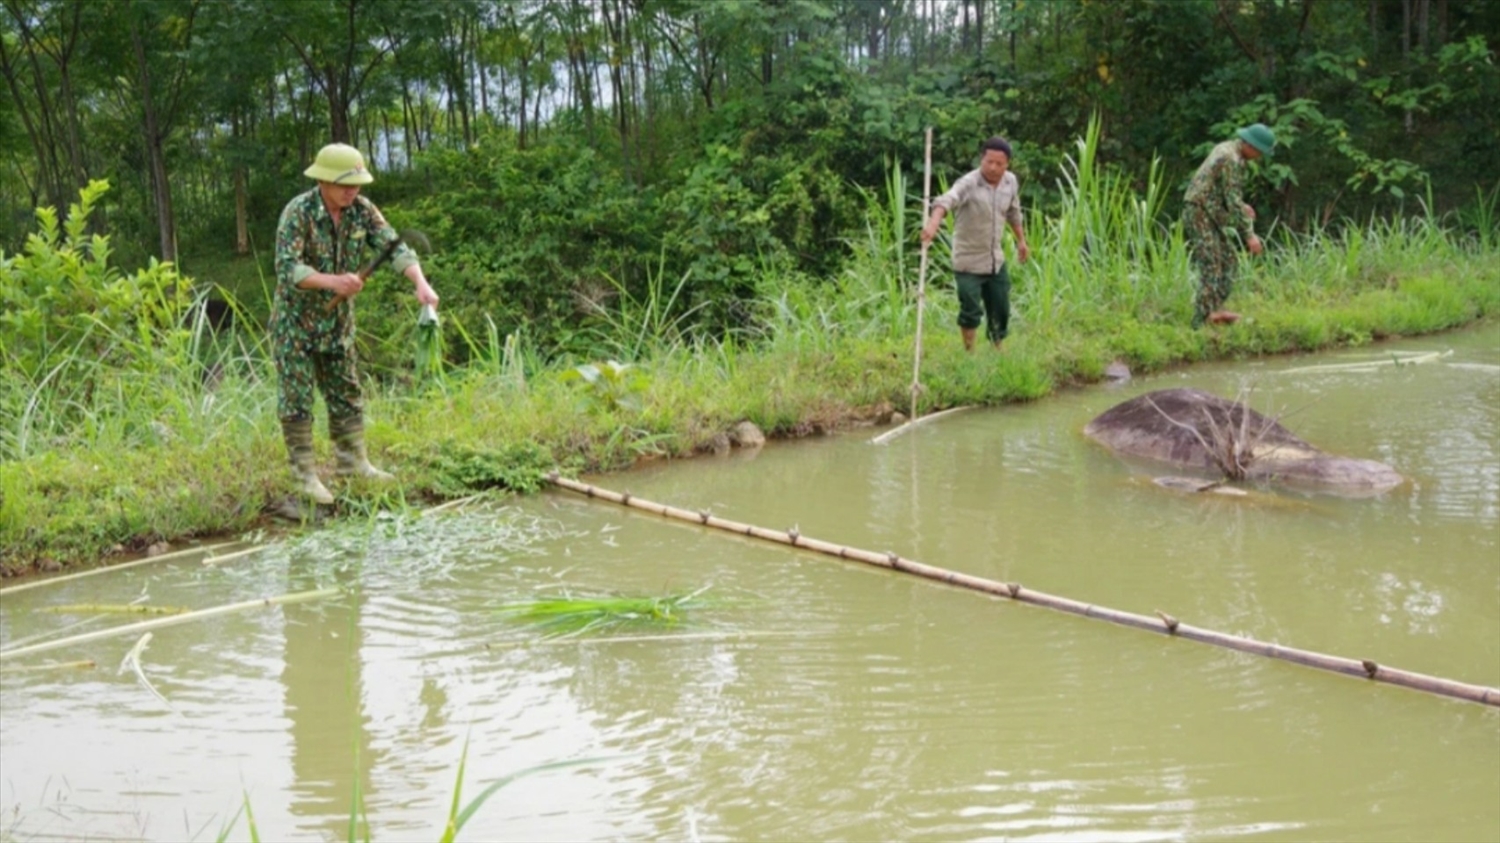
[494,587,717,637]
[3,119,1498,574]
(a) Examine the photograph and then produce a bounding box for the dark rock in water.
[1085,388,1403,495]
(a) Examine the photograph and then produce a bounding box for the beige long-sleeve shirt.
[932,168,1024,274]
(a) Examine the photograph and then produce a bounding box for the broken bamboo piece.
[34,603,190,616]
[200,545,269,567]
[546,473,1499,708]
[0,659,96,674]
[0,541,244,597]
[870,405,976,445]
[0,588,342,662]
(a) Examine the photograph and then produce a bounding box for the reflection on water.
[2,325,1498,842]
[282,563,377,839]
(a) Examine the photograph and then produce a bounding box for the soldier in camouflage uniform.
[273,143,439,504]
[1182,123,1275,327]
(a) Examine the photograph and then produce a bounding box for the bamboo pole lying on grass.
[0,588,342,662]
[546,473,1499,708]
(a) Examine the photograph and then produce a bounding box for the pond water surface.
[2,324,1497,842]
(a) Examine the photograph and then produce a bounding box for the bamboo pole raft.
[546,473,1499,708]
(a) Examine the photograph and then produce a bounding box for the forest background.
[2,0,1499,570]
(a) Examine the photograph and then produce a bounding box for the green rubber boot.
[282,418,334,504]
[331,414,394,480]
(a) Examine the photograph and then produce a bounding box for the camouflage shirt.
[271,189,417,353]
[1183,140,1253,241]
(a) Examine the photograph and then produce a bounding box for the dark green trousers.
[956,265,1012,343]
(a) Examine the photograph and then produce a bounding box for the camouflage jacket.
[1183,140,1253,241]
[271,189,417,353]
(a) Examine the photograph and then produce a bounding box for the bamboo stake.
[0,588,342,662]
[909,126,934,419]
[546,473,1500,708]
[874,128,938,449]
[0,541,244,597]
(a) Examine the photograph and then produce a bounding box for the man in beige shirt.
[921,136,1031,351]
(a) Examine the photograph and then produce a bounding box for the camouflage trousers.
[275,343,363,426]
[1183,204,1239,327]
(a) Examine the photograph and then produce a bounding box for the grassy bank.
[4,143,1497,575]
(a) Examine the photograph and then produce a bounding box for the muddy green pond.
[2,324,1497,842]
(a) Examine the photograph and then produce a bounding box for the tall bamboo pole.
[546,474,1499,708]
[909,126,933,419]
[874,128,970,447]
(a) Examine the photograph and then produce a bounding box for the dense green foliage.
[3,1,1496,354]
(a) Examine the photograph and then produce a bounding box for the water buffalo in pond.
[1083,387,1403,495]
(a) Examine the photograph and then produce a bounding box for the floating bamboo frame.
[547,473,1499,708]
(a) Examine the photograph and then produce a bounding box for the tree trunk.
[130,12,177,262]
[232,111,248,255]
[327,62,351,143]
[1402,0,1413,134]
[0,32,62,208]
[604,0,630,179]
[518,52,530,147]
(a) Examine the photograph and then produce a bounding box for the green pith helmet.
[1236,123,1276,159]
[303,143,374,185]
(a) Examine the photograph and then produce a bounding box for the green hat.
[1236,123,1276,159]
[303,143,374,185]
